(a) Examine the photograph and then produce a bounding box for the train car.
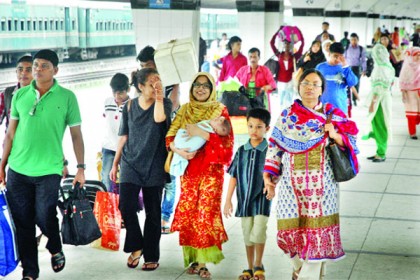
[77,1,135,60]
[0,0,79,63]
[0,0,135,65]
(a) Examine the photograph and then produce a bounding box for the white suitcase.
[154,38,198,86]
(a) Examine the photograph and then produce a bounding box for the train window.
[39,20,42,31]
[21,20,24,31]
[27,20,31,31]
[112,22,115,30]
[50,20,53,30]
[96,22,98,31]
[72,19,75,30]
[44,20,47,31]
[33,21,36,31]
[60,20,63,30]
[55,20,58,30]
[130,22,133,30]
[8,20,11,31]
[107,21,111,31]
[100,22,103,31]
[1,21,5,31]
[14,20,18,31]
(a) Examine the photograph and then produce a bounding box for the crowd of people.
[0,20,419,280]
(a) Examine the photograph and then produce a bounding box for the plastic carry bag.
[92,191,121,251]
[0,188,19,277]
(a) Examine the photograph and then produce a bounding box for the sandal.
[51,251,65,273]
[198,267,212,279]
[127,251,142,269]
[253,265,265,280]
[292,267,301,280]
[238,269,253,280]
[142,262,159,271]
[187,262,199,274]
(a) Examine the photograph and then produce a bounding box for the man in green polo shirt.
[0,49,86,280]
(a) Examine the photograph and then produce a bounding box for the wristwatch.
[76,163,86,169]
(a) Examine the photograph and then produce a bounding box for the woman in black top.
[296,40,326,71]
[110,68,172,271]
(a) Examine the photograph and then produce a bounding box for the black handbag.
[325,114,356,182]
[264,55,279,78]
[58,183,102,246]
[220,87,266,116]
[220,91,251,116]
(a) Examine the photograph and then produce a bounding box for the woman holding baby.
[166,72,234,279]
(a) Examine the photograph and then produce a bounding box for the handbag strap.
[325,113,335,144]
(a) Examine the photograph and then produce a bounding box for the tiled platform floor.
[3,77,420,280]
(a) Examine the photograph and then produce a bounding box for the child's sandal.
[253,266,265,280]
[238,269,253,280]
[292,267,301,280]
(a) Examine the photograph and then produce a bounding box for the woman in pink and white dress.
[400,47,420,139]
[262,69,359,280]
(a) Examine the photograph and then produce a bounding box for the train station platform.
[3,77,420,280]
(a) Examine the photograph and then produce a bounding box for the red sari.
[167,107,234,266]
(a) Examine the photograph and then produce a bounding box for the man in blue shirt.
[316,43,358,116]
[345,33,367,105]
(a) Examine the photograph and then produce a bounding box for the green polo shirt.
[8,79,81,176]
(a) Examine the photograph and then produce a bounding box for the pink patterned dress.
[264,100,359,262]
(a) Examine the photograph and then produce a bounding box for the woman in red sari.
[166,72,234,279]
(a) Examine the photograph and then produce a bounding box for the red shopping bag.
[92,192,121,251]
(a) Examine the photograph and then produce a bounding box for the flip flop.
[142,262,159,271]
[127,251,143,269]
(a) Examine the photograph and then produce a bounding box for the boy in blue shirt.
[316,42,358,115]
[224,108,272,280]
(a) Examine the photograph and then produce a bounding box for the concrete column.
[236,1,284,62]
[290,7,325,48]
[324,16,343,41]
[379,16,393,33]
[130,1,200,58]
[367,14,380,46]
[349,13,369,46]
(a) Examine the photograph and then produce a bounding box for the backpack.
[0,86,15,125]
[365,56,374,78]
[356,45,374,77]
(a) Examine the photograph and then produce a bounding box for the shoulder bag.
[325,114,356,182]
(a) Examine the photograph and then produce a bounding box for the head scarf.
[399,47,420,91]
[370,44,395,86]
[270,100,359,174]
[167,72,224,137]
[322,40,332,58]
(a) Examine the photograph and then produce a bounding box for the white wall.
[237,11,286,63]
[293,16,324,49]
[237,12,266,61]
[132,9,200,56]
[264,12,283,62]
[348,18,369,46]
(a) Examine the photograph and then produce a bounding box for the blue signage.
[149,0,170,9]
